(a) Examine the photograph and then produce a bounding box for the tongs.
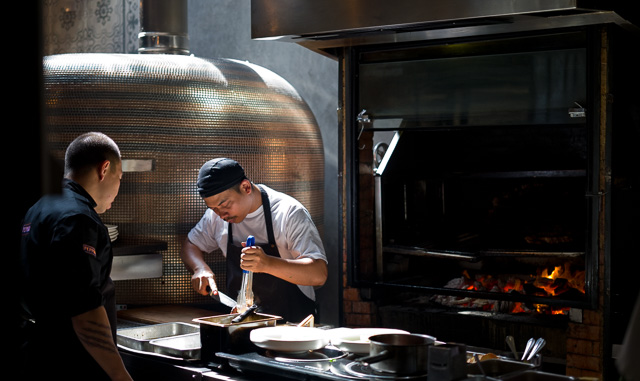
[236,235,255,313]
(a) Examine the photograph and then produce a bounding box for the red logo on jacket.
[83,244,97,257]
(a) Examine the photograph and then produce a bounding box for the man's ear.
[240,179,252,194]
[98,160,110,181]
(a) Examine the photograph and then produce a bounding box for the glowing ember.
[433,263,585,314]
[534,262,585,296]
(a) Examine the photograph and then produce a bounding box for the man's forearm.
[265,257,328,287]
[180,237,209,274]
[182,237,221,295]
[71,306,132,381]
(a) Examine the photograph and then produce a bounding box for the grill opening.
[353,30,596,313]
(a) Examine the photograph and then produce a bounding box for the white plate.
[250,326,329,353]
[329,328,410,354]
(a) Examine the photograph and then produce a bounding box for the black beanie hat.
[197,158,246,198]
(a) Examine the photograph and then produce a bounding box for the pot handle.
[357,350,391,366]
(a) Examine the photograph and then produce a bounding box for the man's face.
[204,182,251,224]
[96,160,122,214]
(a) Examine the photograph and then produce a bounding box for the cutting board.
[117,305,220,325]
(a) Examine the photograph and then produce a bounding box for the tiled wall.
[42,0,139,55]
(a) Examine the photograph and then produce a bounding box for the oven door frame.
[342,26,605,311]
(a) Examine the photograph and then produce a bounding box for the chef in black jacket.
[18,132,131,381]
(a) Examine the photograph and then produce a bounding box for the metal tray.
[500,370,578,381]
[117,322,200,353]
[467,359,536,378]
[149,332,201,359]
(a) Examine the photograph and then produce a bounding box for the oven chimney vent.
[139,0,189,55]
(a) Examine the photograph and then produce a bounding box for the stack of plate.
[106,224,118,242]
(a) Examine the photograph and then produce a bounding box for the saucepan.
[357,333,436,375]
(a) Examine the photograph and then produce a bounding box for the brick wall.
[343,287,377,327]
[566,310,604,378]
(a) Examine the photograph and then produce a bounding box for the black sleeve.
[50,214,104,318]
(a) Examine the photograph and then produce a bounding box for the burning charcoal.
[523,283,547,296]
[550,278,570,295]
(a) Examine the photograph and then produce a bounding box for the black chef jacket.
[19,179,116,380]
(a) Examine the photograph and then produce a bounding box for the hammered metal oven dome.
[43,53,324,304]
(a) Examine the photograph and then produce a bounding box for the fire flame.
[437,262,585,315]
[534,262,585,296]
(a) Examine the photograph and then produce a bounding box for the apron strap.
[258,185,278,248]
[228,185,278,251]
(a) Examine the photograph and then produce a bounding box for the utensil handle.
[232,304,258,323]
[527,338,546,361]
[205,285,220,301]
[357,350,391,366]
[506,335,518,359]
[521,338,535,361]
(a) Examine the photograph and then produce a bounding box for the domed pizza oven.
[42,53,324,305]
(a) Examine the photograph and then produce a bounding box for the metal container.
[358,333,436,375]
[117,322,200,352]
[193,312,280,360]
[427,343,468,381]
[149,333,201,359]
[501,370,578,381]
[467,359,536,378]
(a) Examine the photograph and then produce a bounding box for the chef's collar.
[63,178,98,208]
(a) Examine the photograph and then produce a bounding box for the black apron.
[226,185,316,323]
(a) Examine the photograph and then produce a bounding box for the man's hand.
[181,238,218,296]
[239,244,271,273]
[190,269,217,296]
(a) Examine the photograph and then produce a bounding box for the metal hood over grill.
[250,0,639,57]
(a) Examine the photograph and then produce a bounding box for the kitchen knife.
[206,285,236,308]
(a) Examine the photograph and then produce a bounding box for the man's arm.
[71,306,132,381]
[180,237,218,295]
[240,245,328,286]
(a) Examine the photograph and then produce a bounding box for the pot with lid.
[357,333,436,375]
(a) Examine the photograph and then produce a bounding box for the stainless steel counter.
[119,350,260,381]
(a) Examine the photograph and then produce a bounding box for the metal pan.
[357,333,436,375]
[193,312,280,361]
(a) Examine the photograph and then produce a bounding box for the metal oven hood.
[251,0,639,56]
